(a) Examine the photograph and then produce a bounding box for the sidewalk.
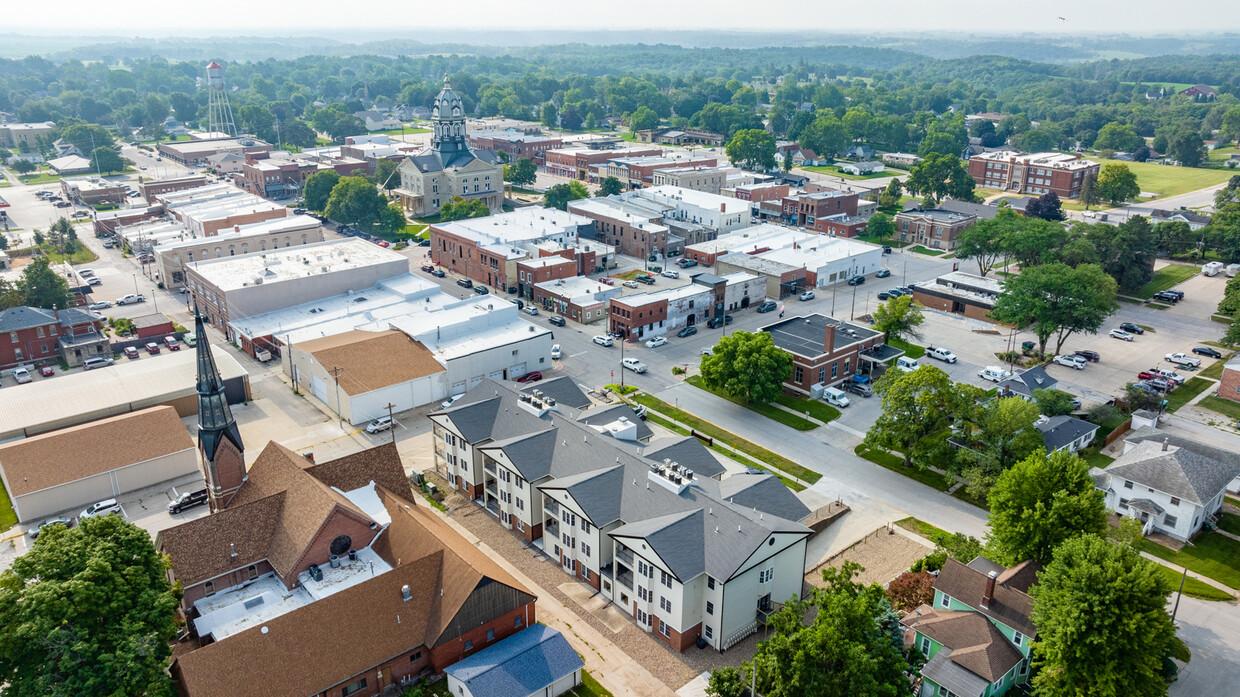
[1138,551,1237,597]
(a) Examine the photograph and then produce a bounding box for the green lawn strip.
[1136,534,1240,590]
[644,404,805,491]
[1116,296,1141,304]
[1081,450,1116,469]
[1211,314,1234,324]
[887,336,925,358]
[17,172,66,185]
[801,165,890,180]
[1203,341,1235,350]
[773,393,840,424]
[685,375,818,431]
[569,671,614,697]
[629,392,821,485]
[854,444,951,490]
[1132,264,1199,299]
[1216,512,1240,536]
[911,245,946,256]
[1091,158,1236,199]
[369,126,431,136]
[1147,302,1172,310]
[40,244,99,264]
[1165,377,1216,413]
[0,472,18,529]
[1200,356,1234,380]
[1198,396,1240,421]
[895,516,952,542]
[1153,563,1235,602]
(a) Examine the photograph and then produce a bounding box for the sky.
[7,0,1240,35]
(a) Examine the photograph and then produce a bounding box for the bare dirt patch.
[806,526,933,588]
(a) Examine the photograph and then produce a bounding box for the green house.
[901,557,1039,697]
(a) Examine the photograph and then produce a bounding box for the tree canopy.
[1095,163,1141,205]
[543,181,589,211]
[323,176,402,232]
[302,169,341,212]
[864,365,974,469]
[699,330,794,405]
[438,196,490,222]
[991,262,1116,355]
[596,176,624,197]
[870,294,924,343]
[503,157,537,186]
[726,128,777,171]
[954,396,1044,498]
[15,257,72,311]
[986,449,1108,565]
[904,152,975,207]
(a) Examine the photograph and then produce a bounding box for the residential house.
[1177,84,1219,101]
[444,623,584,697]
[838,161,884,175]
[761,313,902,394]
[995,366,1057,401]
[1035,415,1098,455]
[354,110,403,131]
[0,306,109,370]
[1219,358,1240,404]
[842,144,875,160]
[882,152,922,168]
[1150,209,1211,231]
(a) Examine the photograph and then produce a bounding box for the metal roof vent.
[402,584,412,601]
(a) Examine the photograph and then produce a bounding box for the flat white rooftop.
[970,151,1099,170]
[535,276,620,303]
[520,256,576,270]
[187,239,404,292]
[435,208,591,248]
[636,185,750,215]
[687,224,814,255]
[152,215,322,253]
[760,237,880,268]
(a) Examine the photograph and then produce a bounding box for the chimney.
[981,570,997,609]
[304,452,316,464]
[822,321,836,354]
[719,202,725,213]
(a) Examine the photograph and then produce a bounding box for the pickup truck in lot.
[1164,353,1201,369]
[926,346,957,363]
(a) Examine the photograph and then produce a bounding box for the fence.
[808,524,897,575]
[1103,418,1133,446]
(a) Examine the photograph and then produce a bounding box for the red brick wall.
[430,226,509,289]
[201,208,289,236]
[286,509,383,586]
[207,437,246,512]
[650,615,701,652]
[428,603,537,668]
[609,299,667,337]
[180,559,277,610]
[1218,366,1240,403]
[0,322,60,369]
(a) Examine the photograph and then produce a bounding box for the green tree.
[504,157,537,186]
[17,257,72,310]
[0,515,181,697]
[1024,191,1066,222]
[89,146,124,174]
[628,105,660,132]
[1225,315,1240,346]
[302,170,340,212]
[1079,172,1101,210]
[725,128,776,171]
[1095,163,1140,205]
[904,152,975,207]
[281,119,318,148]
[956,207,1022,276]
[543,181,589,211]
[871,294,924,343]
[867,212,894,240]
[991,263,1116,355]
[799,113,849,161]
[324,176,391,230]
[438,196,490,222]
[956,396,1044,498]
[1001,217,1070,268]
[1166,130,1206,168]
[1092,122,1144,152]
[373,159,399,190]
[1030,534,1175,697]
[1031,388,1077,416]
[597,176,624,197]
[559,105,583,131]
[58,122,114,156]
[699,330,794,405]
[539,102,558,128]
[878,178,902,209]
[9,159,36,175]
[705,666,745,697]
[750,562,911,697]
[1087,215,1159,292]
[987,449,1107,565]
[865,365,977,468]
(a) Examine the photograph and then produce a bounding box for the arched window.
[228,246,235,256]
[301,234,307,244]
[260,241,266,251]
[214,247,222,258]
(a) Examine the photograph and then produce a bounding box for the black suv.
[706,315,734,329]
[456,278,473,288]
[756,300,778,313]
[1152,290,1180,303]
[847,275,866,286]
[168,488,209,514]
[635,275,656,285]
[1119,322,1145,335]
[549,316,567,327]
[677,325,698,338]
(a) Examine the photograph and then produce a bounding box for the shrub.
[887,570,936,611]
[671,366,686,375]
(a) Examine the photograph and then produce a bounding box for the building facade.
[468,129,562,165]
[0,306,108,370]
[781,190,859,228]
[761,314,892,395]
[429,208,595,293]
[544,146,662,181]
[967,152,1100,199]
[894,209,978,251]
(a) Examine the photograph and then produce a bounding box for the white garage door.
[507,363,526,378]
[550,671,578,696]
[488,369,506,381]
[467,375,484,389]
[311,375,328,404]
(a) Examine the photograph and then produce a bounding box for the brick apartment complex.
[781,190,859,228]
[468,129,562,165]
[967,152,1100,198]
[761,313,894,394]
[0,306,109,370]
[429,208,595,292]
[138,175,209,201]
[894,208,979,251]
[543,146,662,180]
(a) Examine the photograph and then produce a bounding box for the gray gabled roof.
[577,404,654,441]
[1125,426,1240,471]
[444,623,583,697]
[544,465,625,527]
[1036,415,1098,452]
[718,474,811,522]
[480,429,559,482]
[0,306,97,333]
[642,437,727,480]
[522,376,591,410]
[920,648,991,697]
[1106,440,1240,506]
[998,366,1056,397]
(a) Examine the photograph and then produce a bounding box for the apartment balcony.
[484,460,496,475]
[615,565,633,590]
[616,547,634,566]
[545,500,560,517]
[485,481,497,497]
[544,520,559,539]
[433,446,446,460]
[485,496,499,517]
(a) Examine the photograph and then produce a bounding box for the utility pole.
[330,366,344,427]
[850,280,858,320]
[1171,566,1188,624]
[385,402,397,444]
[620,340,626,389]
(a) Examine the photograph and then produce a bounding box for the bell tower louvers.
[430,76,472,167]
[194,309,245,512]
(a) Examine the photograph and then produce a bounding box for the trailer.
[1203,261,1225,276]
[1227,263,1240,278]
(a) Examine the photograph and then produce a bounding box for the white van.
[896,356,921,372]
[823,386,851,408]
[978,366,1012,383]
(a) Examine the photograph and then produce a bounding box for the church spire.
[194,308,245,512]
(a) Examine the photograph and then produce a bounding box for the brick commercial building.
[714,235,884,299]
[633,127,725,146]
[516,256,578,297]
[605,154,718,189]
[0,121,55,149]
[0,306,108,370]
[608,272,764,340]
[432,378,810,652]
[911,271,1002,323]
[651,166,732,194]
[968,152,1100,199]
[158,136,273,167]
[468,129,562,165]
[152,183,291,237]
[568,197,669,259]
[816,214,869,237]
[761,313,899,395]
[781,190,859,228]
[573,185,752,259]
[93,205,166,236]
[429,208,596,293]
[682,224,816,267]
[151,214,325,289]
[533,276,622,325]
[894,208,979,252]
[725,182,789,205]
[543,145,662,180]
[61,177,127,205]
[138,175,210,201]
[237,156,317,198]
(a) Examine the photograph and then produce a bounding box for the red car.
[164,336,180,351]
[598,277,615,285]
[377,240,390,248]
[1136,371,1159,382]
[39,366,55,377]
[516,371,543,383]
[145,342,160,355]
[124,347,140,359]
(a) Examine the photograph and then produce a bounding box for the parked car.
[978,366,1013,383]
[823,386,850,408]
[85,276,102,286]
[551,344,562,359]
[756,300,778,313]
[1165,352,1201,368]
[927,347,957,363]
[677,325,698,338]
[622,357,648,373]
[882,246,893,255]
[473,286,489,295]
[1142,377,1172,392]
[661,270,679,279]
[875,269,892,278]
[646,336,668,348]
[592,335,614,347]
[1119,322,1145,335]
[80,498,122,519]
[598,277,615,285]
[877,292,891,300]
[1073,350,1101,363]
[431,269,445,278]
[54,200,72,208]
[1149,368,1186,385]
[706,315,733,328]
[163,336,180,351]
[1152,290,1180,303]
[676,258,699,268]
[799,290,815,301]
[847,275,865,286]
[124,346,140,359]
[1053,354,1086,370]
[183,334,197,347]
[420,264,435,273]
[700,346,714,356]
[365,416,394,434]
[1109,328,1134,342]
[12,367,32,383]
[630,404,648,420]
[39,366,54,377]
[82,357,114,370]
[27,516,73,539]
[456,278,473,288]
[549,315,567,327]
[635,275,656,285]
[886,288,904,298]
[145,342,160,354]
[87,301,111,311]
[1192,346,1223,359]
[440,394,464,409]
[896,356,921,372]
[623,280,638,288]
[167,489,209,514]
[516,371,543,383]
[1130,381,1159,395]
[78,268,96,278]
[844,381,873,398]
[116,293,145,305]
[522,306,539,316]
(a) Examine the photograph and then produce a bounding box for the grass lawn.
[773,393,841,424]
[1154,563,1235,602]
[854,445,951,490]
[643,409,804,491]
[685,375,818,431]
[17,172,65,185]
[1137,533,1240,589]
[911,245,946,256]
[952,487,988,509]
[888,336,925,358]
[40,244,98,264]
[801,164,890,180]
[1132,264,1199,299]
[1147,301,1172,310]
[567,671,614,697]
[1166,377,1216,412]
[1198,395,1240,421]
[1200,354,1235,380]
[0,473,17,529]
[1208,146,1239,163]
[895,516,951,541]
[614,269,650,281]
[629,392,821,485]
[1093,158,1236,199]
[0,181,10,187]
[1217,512,1240,536]
[370,125,431,136]
[1082,450,1116,469]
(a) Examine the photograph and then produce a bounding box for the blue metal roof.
[445,624,583,697]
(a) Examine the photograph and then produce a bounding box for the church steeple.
[431,75,468,160]
[194,308,245,512]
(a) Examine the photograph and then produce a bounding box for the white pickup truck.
[926,346,957,363]
[1164,352,1201,369]
[622,357,648,373]
[116,293,146,305]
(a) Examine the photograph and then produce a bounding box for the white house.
[1092,439,1239,542]
[444,624,583,697]
[1035,415,1098,455]
[839,161,885,176]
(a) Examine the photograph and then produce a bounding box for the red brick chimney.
[719,202,725,213]
[303,452,315,464]
[822,322,836,354]
[981,570,997,609]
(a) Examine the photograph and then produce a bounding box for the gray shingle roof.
[718,473,811,522]
[577,404,654,441]
[998,366,1056,397]
[522,376,591,410]
[920,648,992,697]
[642,437,727,480]
[0,306,96,333]
[1036,415,1098,452]
[444,623,583,697]
[1106,440,1240,506]
[934,557,1037,637]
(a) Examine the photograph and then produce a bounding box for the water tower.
[205,61,237,138]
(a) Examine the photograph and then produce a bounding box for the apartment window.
[794,366,804,383]
[410,650,422,663]
[706,601,714,615]
[342,678,367,697]
[516,497,524,511]
[1119,498,1130,510]
[35,327,44,338]
[1123,480,1134,489]
[1169,497,1180,506]
[463,639,472,651]
[1164,515,1179,528]
[515,615,524,629]
[660,620,671,638]
[758,567,774,583]
[580,519,591,533]
[581,542,591,556]
[707,577,715,590]
[638,586,651,602]
[638,560,652,577]
[8,332,16,343]
[831,362,838,379]
[660,571,672,588]
[844,359,851,374]
[660,596,672,612]
[486,629,495,642]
